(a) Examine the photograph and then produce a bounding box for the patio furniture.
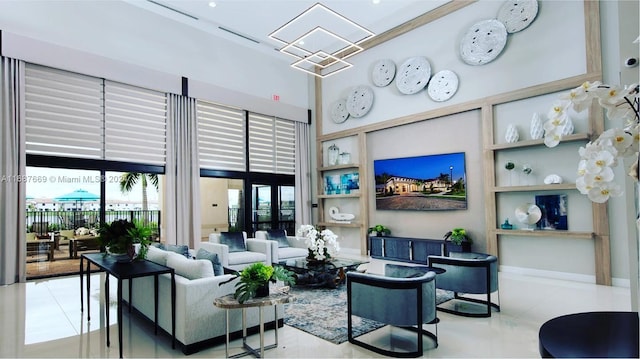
[347,263,438,357]
[26,236,55,261]
[70,235,101,258]
[32,221,49,235]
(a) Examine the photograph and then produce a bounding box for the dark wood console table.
[80,253,176,358]
[370,236,469,264]
[539,311,639,358]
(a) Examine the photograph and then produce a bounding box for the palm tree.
[119,173,159,213]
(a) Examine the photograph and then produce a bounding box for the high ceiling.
[126,0,450,61]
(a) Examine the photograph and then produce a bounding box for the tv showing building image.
[374,152,467,211]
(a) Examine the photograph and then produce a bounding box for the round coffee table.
[538,311,638,358]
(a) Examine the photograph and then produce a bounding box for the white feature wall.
[321,0,586,135]
[319,0,635,285]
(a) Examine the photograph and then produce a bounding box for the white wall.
[321,0,586,134]
[319,0,637,285]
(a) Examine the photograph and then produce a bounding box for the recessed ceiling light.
[372,0,381,4]
[208,2,217,8]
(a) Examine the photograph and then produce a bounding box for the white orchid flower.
[587,182,622,203]
[585,150,615,174]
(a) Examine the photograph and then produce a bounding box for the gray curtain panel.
[165,94,201,249]
[0,57,26,285]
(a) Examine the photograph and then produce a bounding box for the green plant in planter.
[443,228,473,245]
[98,219,152,260]
[232,262,295,304]
[367,224,391,236]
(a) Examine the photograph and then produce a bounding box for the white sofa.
[122,245,283,354]
[205,231,271,271]
[254,230,308,264]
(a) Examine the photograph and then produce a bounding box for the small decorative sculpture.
[328,144,340,166]
[500,219,513,230]
[543,174,563,184]
[530,113,544,140]
[505,124,519,143]
[328,207,355,223]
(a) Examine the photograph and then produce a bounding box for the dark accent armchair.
[428,251,500,317]
[347,264,438,358]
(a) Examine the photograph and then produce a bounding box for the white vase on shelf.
[530,113,544,140]
[505,124,519,143]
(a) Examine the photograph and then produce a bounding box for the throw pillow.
[266,229,290,248]
[196,248,223,276]
[166,252,214,280]
[165,244,191,258]
[146,245,169,266]
[219,232,246,252]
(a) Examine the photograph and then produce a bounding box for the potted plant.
[297,224,340,263]
[368,224,391,237]
[231,262,295,304]
[98,219,152,262]
[443,228,472,255]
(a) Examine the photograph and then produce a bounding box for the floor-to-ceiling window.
[23,63,167,279]
[25,167,101,278]
[24,163,164,279]
[197,102,297,240]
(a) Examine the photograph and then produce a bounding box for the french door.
[250,184,295,236]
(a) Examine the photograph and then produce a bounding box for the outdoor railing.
[26,210,162,239]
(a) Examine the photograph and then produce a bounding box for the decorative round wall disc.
[427,70,459,102]
[460,19,508,65]
[395,56,432,95]
[346,85,374,118]
[497,0,539,33]
[330,98,349,124]
[371,59,396,87]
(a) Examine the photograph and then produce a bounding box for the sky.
[25,167,159,202]
[373,152,466,181]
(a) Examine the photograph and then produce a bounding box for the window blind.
[248,113,295,175]
[197,100,246,171]
[25,64,104,159]
[104,81,167,165]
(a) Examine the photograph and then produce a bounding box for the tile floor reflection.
[0,269,631,358]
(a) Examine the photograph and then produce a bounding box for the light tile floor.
[0,269,632,358]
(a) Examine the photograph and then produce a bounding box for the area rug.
[283,284,453,345]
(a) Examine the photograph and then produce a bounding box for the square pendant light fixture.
[268,3,375,78]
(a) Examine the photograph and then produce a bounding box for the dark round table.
[539,311,638,358]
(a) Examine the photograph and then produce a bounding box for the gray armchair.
[428,251,500,317]
[202,231,271,271]
[347,264,438,357]
[254,229,308,264]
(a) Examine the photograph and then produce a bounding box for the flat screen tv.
[374,152,467,211]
